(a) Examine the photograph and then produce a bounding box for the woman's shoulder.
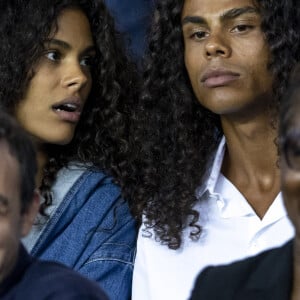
[57,162,117,188]
[51,162,126,217]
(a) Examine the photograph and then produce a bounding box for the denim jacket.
[23,164,137,300]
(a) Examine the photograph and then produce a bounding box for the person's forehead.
[182,0,258,17]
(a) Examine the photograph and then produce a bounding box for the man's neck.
[220,114,280,218]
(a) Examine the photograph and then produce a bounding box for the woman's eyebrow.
[45,38,71,50]
[45,39,96,53]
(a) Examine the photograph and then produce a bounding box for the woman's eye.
[45,50,61,61]
[80,56,96,67]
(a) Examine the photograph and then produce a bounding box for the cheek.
[185,46,202,79]
[82,75,93,101]
[184,58,203,101]
[248,46,272,85]
[0,224,19,281]
[0,221,20,256]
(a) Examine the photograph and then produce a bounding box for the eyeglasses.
[280,132,300,171]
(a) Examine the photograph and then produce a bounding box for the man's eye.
[284,135,300,169]
[289,146,300,157]
[0,205,8,215]
[0,197,8,215]
[191,31,207,40]
[286,146,300,170]
[231,24,253,33]
[45,50,61,61]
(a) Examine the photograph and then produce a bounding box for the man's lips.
[201,69,240,88]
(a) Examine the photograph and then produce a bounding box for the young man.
[190,65,300,300]
[131,0,300,299]
[0,111,108,300]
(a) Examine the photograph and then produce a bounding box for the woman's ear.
[20,189,40,237]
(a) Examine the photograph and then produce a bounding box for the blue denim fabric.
[30,169,137,300]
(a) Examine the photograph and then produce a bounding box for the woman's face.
[15,8,96,146]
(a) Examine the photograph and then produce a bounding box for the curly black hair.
[130,0,300,249]
[0,0,139,214]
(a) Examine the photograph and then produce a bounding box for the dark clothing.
[1,244,108,300]
[190,240,293,300]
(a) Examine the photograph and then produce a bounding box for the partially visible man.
[131,0,299,299]
[0,111,108,300]
[190,65,300,300]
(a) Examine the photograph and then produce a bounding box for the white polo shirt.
[132,137,294,300]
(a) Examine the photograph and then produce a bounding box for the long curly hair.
[130,0,300,249]
[0,0,139,213]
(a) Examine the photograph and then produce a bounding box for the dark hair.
[0,0,138,213]
[130,0,300,249]
[0,111,37,213]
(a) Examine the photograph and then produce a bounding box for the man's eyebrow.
[182,6,259,26]
[221,6,260,21]
[182,16,206,26]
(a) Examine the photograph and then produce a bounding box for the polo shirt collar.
[195,136,226,198]
[195,136,287,222]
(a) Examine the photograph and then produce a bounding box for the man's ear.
[20,189,40,237]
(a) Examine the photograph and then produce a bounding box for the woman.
[0,1,138,299]
[131,0,300,299]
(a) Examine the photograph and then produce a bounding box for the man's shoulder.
[190,240,293,300]
[16,259,109,300]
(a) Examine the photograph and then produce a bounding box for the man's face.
[182,0,274,120]
[0,142,33,282]
[281,89,300,235]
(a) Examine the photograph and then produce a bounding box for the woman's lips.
[52,97,83,123]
